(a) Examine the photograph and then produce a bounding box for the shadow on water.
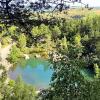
[8,57,53,90]
[80,67,96,81]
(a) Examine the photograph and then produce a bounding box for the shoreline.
[0,42,52,93]
[0,42,16,85]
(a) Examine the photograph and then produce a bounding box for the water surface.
[8,58,53,90]
[80,67,95,81]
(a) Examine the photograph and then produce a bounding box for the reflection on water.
[8,58,53,90]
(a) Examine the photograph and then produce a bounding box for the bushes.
[31,24,51,37]
[39,24,51,35]
[1,37,11,47]
[52,26,61,40]
[31,26,41,36]
[74,34,82,46]
[8,25,17,35]
[17,34,27,49]
[0,11,100,100]
[8,45,22,63]
[38,15,100,100]
[0,77,36,100]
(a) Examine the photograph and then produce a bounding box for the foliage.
[0,76,36,100]
[31,24,51,40]
[0,10,100,100]
[94,64,100,78]
[0,65,7,83]
[8,45,21,63]
[96,39,100,56]
[39,24,51,35]
[52,26,61,40]
[18,34,27,49]
[39,52,100,100]
[58,36,69,52]
[74,34,81,46]
[37,15,100,100]
[8,26,17,35]
[1,37,11,47]
[31,26,41,36]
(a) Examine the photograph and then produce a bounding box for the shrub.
[8,45,21,63]
[18,34,26,49]
[1,37,11,47]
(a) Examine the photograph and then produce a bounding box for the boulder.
[23,54,30,60]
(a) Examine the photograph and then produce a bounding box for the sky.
[82,0,100,7]
[31,0,100,7]
[63,0,100,7]
[16,0,100,7]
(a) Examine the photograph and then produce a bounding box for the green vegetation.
[38,15,100,99]
[0,74,36,100]
[0,9,100,100]
[8,45,22,63]
[39,58,100,100]
[1,36,11,47]
[8,25,17,36]
[18,34,27,49]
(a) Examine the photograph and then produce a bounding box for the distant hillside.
[38,8,100,20]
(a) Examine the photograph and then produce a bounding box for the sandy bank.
[0,43,15,70]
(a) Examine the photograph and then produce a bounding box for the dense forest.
[0,12,100,99]
[0,0,100,100]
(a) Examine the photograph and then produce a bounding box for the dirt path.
[0,43,15,70]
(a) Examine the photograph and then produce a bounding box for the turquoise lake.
[8,57,95,90]
[8,58,53,90]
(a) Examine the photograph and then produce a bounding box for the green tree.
[94,64,100,78]
[52,26,61,40]
[60,36,68,51]
[0,77,36,100]
[74,34,81,46]
[40,56,100,100]
[31,26,41,36]
[18,34,27,49]
[1,37,10,46]
[9,45,21,63]
[8,25,17,35]
[39,24,51,35]
[96,39,100,56]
